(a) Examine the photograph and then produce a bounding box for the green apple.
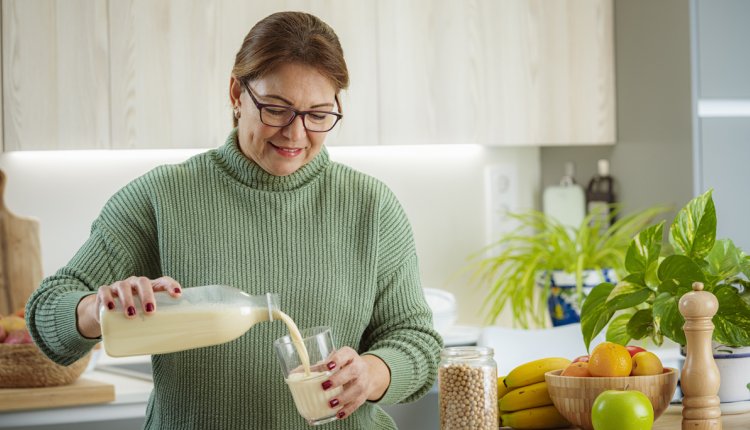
[591,390,654,430]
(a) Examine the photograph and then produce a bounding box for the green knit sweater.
[26,130,442,429]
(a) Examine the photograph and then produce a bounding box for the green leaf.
[625,222,664,274]
[669,190,716,259]
[741,255,750,279]
[712,285,750,347]
[606,274,653,311]
[627,309,655,340]
[653,291,688,345]
[580,282,616,352]
[606,313,634,346]
[657,255,707,294]
[706,239,743,279]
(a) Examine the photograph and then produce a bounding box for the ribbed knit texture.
[25,129,443,429]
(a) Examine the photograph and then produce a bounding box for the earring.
[233,106,241,119]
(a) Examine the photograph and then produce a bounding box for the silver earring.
[233,107,241,119]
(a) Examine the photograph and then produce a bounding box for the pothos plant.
[581,190,750,351]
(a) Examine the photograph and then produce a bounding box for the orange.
[588,342,632,377]
[561,362,592,377]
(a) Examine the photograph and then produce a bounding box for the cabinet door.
[696,0,750,98]
[108,0,222,149]
[700,118,750,252]
[215,1,379,147]
[377,0,615,146]
[2,0,110,151]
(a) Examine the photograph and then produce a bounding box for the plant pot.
[545,269,616,327]
[678,344,750,403]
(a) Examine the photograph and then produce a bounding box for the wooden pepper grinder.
[679,281,722,430]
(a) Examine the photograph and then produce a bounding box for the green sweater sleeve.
[361,190,443,405]
[26,184,161,366]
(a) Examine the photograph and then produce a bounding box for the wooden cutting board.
[0,377,115,412]
[0,169,43,315]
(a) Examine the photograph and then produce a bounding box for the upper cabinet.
[2,0,614,150]
[377,0,615,146]
[2,0,110,150]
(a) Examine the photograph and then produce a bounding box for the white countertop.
[0,354,153,429]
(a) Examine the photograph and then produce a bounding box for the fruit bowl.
[545,367,678,430]
[0,343,91,388]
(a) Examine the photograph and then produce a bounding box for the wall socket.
[484,163,520,248]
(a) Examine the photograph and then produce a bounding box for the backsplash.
[0,144,539,326]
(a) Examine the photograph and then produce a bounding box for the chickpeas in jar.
[438,346,498,430]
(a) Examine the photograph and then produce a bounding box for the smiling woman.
[24,10,441,430]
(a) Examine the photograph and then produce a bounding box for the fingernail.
[174,288,182,294]
[107,302,115,310]
[329,398,339,408]
[327,361,336,370]
[321,380,332,390]
[337,411,345,419]
[145,303,154,312]
[127,306,136,316]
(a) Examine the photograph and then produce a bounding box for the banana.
[498,375,512,399]
[504,357,571,389]
[500,381,553,412]
[501,405,570,429]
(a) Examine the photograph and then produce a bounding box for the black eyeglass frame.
[242,81,343,133]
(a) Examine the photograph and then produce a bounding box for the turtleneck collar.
[211,129,330,192]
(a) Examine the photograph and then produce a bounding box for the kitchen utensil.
[0,169,43,315]
[0,377,114,412]
[545,368,679,430]
[679,282,722,428]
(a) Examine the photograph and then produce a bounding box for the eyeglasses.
[242,81,343,133]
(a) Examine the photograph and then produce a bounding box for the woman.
[25,11,442,429]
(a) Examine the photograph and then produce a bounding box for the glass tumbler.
[274,326,342,426]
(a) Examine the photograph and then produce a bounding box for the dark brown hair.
[231,11,350,127]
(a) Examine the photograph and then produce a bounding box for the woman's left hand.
[322,347,391,420]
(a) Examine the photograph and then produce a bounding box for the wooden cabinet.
[377,0,615,146]
[2,0,614,150]
[2,0,110,151]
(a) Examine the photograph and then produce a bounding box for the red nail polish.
[337,411,345,419]
[107,302,115,310]
[327,361,336,370]
[329,398,339,408]
[127,306,136,316]
[145,303,154,312]
[321,380,332,390]
[174,288,181,294]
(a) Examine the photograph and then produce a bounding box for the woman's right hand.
[76,276,182,339]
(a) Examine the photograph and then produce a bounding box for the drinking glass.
[274,326,342,426]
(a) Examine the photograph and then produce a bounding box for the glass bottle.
[438,346,498,430]
[100,285,278,357]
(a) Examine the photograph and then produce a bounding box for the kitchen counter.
[0,358,152,429]
[4,348,748,430]
[499,406,750,429]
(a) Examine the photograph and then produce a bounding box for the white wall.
[0,144,539,325]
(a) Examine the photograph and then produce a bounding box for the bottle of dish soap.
[100,285,278,357]
[543,162,586,229]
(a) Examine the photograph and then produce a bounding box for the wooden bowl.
[545,367,678,430]
[0,343,90,388]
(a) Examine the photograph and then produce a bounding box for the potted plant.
[580,190,750,402]
[465,205,669,328]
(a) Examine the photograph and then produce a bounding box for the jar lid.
[441,346,494,359]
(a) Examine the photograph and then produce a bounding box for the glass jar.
[438,346,498,430]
